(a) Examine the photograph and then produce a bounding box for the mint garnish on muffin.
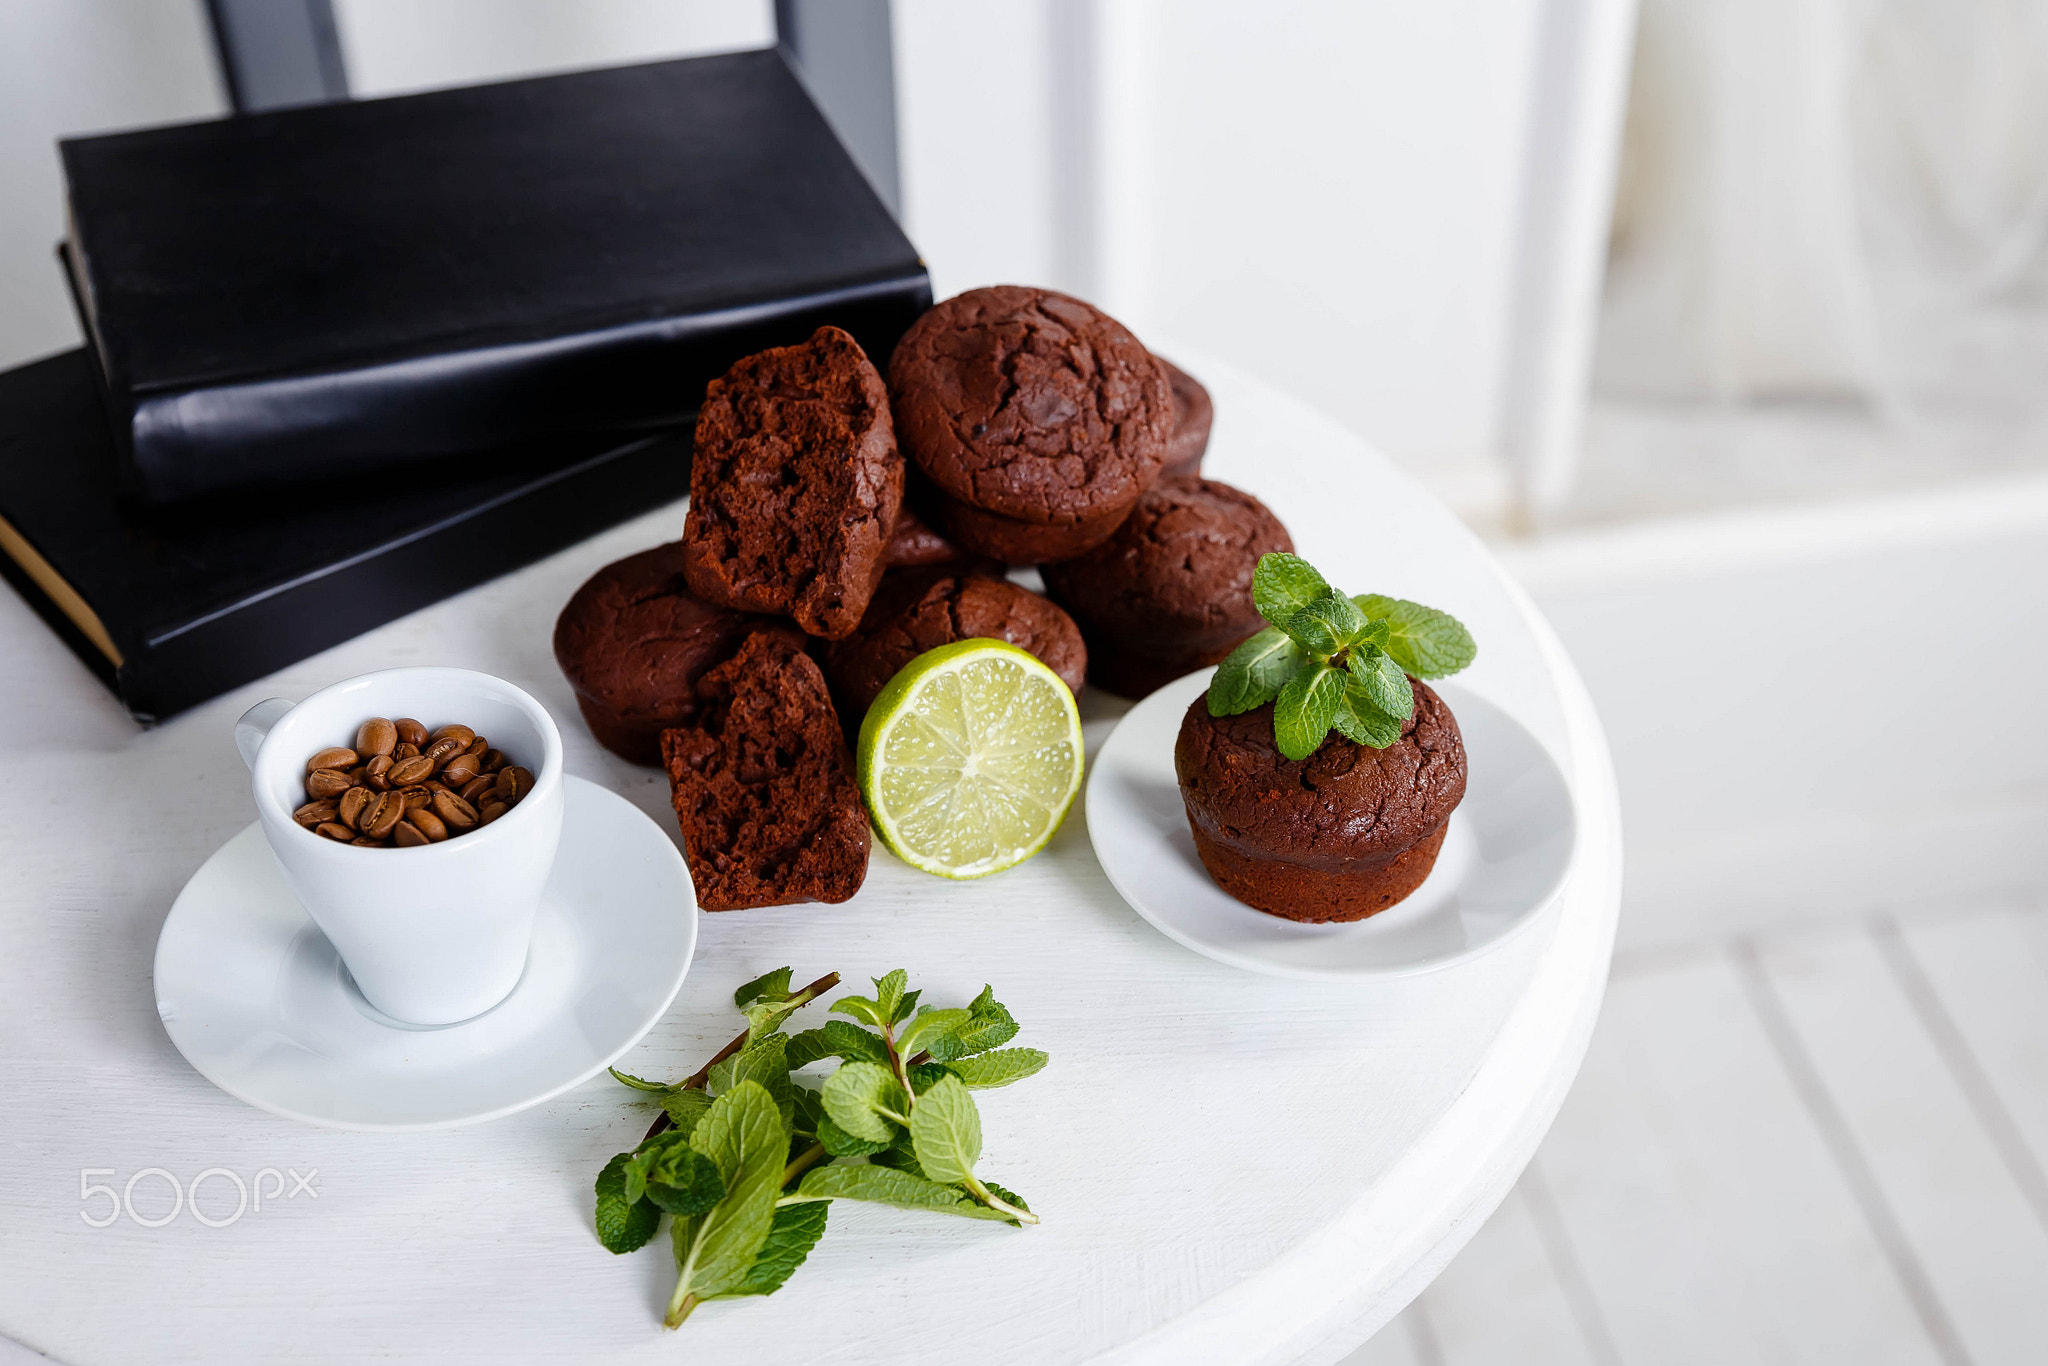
[1207,553,1476,760]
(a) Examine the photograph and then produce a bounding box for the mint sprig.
[1210,552,1475,761]
[595,967,1047,1331]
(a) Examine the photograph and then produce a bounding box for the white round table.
[0,356,1619,1366]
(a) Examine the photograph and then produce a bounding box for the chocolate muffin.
[1174,680,1466,922]
[824,567,1088,720]
[661,629,870,910]
[553,542,803,765]
[1158,357,1213,481]
[682,326,902,639]
[882,495,1000,576]
[1040,479,1292,699]
[889,286,1173,563]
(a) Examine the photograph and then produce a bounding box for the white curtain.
[1596,0,2048,453]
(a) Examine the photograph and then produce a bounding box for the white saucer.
[154,776,697,1130]
[1086,672,1576,979]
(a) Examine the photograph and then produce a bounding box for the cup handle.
[234,698,295,771]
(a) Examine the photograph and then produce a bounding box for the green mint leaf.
[789,1084,824,1142]
[1284,592,1365,657]
[1207,627,1308,716]
[815,1111,893,1157]
[787,1020,890,1068]
[609,1067,676,1094]
[594,1153,661,1254]
[830,994,884,1028]
[908,1061,958,1094]
[707,1032,795,1129]
[732,967,794,1008]
[1252,552,1331,628]
[1348,647,1413,721]
[1351,595,1477,679]
[1354,618,1391,650]
[797,1163,1016,1222]
[871,970,910,1025]
[672,1081,788,1311]
[894,990,922,1026]
[661,1088,714,1137]
[1272,663,1346,761]
[896,1007,972,1060]
[868,1134,927,1178]
[908,1074,983,1187]
[982,1179,1030,1216]
[713,1199,829,1299]
[820,1060,910,1143]
[945,1047,1049,1090]
[1332,678,1405,749]
[924,987,1021,1062]
[643,1160,726,1217]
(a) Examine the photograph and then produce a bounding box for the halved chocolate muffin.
[553,541,803,765]
[1040,478,1291,699]
[1174,679,1466,922]
[661,629,870,910]
[681,325,902,639]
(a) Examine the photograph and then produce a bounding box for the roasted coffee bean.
[422,736,462,769]
[458,774,498,806]
[479,801,509,825]
[358,790,405,839]
[393,741,420,761]
[350,837,387,847]
[431,789,479,830]
[395,718,428,747]
[306,768,353,800]
[388,755,434,785]
[430,723,476,750]
[293,800,339,829]
[463,736,489,758]
[355,718,398,758]
[479,748,506,774]
[307,746,357,774]
[365,754,394,790]
[314,821,355,842]
[337,785,373,830]
[407,808,449,842]
[440,753,481,787]
[495,767,535,803]
[346,765,368,785]
[392,821,430,848]
[402,787,432,811]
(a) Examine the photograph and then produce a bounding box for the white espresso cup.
[235,667,566,1026]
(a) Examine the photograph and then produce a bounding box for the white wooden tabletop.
[0,354,1620,1366]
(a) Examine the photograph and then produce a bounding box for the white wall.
[891,0,1619,505]
[0,0,222,370]
[332,0,770,99]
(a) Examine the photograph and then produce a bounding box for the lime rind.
[857,640,1085,879]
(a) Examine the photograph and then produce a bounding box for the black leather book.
[0,350,694,723]
[61,48,928,503]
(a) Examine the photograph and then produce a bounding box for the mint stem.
[964,1175,1039,1226]
[639,971,841,1146]
[782,1142,828,1188]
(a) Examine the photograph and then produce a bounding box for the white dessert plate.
[1086,672,1576,979]
[154,776,697,1130]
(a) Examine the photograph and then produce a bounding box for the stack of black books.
[0,49,928,722]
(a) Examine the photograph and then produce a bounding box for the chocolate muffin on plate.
[662,629,869,910]
[1041,478,1292,699]
[824,566,1087,720]
[1174,678,1467,922]
[553,541,802,766]
[888,286,1173,563]
[682,325,901,639]
[1157,357,1213,482]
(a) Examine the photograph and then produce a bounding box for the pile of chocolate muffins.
[555,286,1295,911]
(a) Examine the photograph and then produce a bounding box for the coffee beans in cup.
[291,717,534,848]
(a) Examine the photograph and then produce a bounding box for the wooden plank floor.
[1344,893,2048,1366]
